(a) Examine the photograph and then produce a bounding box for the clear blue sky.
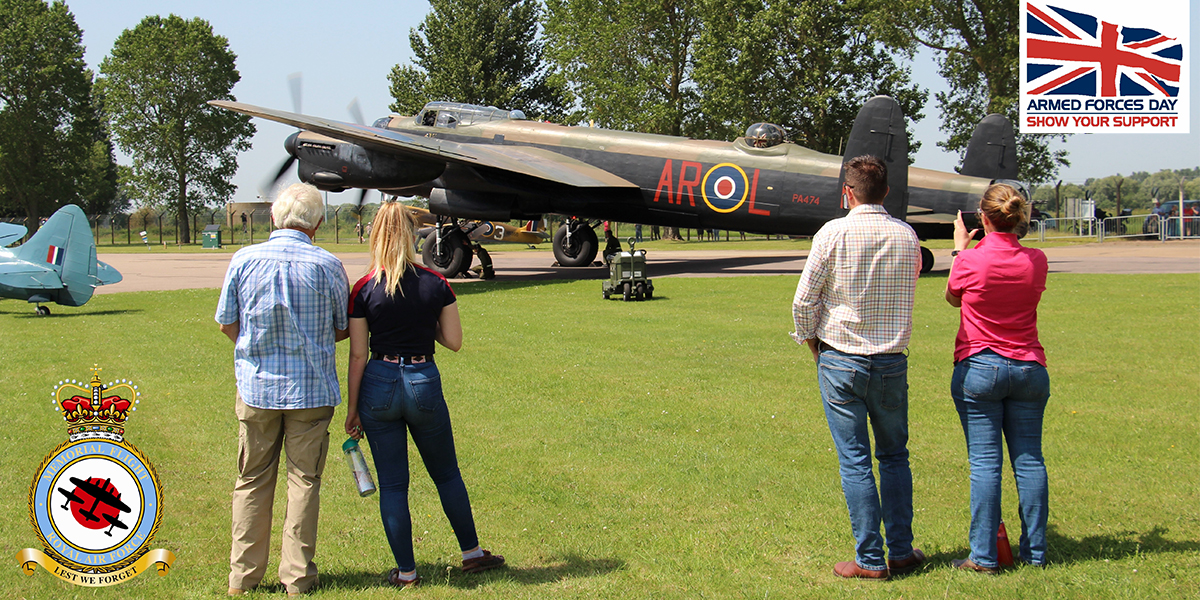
[68,0,1198,206]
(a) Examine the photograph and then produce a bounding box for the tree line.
[10,0,1175,242]
[392,0,1067,183]
[1032,168,1200,214]
[0,0,251,243]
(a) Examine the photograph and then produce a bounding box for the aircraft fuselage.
[368,116,992,236]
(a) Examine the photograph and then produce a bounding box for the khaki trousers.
[229,394,334,594]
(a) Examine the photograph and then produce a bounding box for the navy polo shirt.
[348,266,456,357]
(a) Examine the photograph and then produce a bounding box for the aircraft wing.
[96,260,122,286]
[209,101,637,189]
[0,222,26,247]
[0,263,63,290]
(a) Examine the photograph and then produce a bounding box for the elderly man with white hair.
[216,183,349,596]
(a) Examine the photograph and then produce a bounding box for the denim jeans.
[818,348,914,570]
[952,349,1050,567]
[357,359,479,572]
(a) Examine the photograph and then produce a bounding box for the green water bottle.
[342,438,376,497]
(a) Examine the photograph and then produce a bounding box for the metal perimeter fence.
[1,206,384,248]
[1032,214,1199,242]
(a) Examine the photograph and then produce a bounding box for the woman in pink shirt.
[945,183,1049,573]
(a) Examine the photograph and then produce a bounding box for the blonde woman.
[344,203,503,587]
[945,183,1049,572]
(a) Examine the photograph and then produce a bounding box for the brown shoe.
[462,550,505,574]
[888,548,926,575]
[227,588,245,596]
[833,560,889,580]
[387,568,421,588]
[952,558,999,574]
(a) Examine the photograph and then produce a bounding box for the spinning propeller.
[260,72,304,198]
[346,97,373,209]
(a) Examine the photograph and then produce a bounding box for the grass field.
[1,274,1197,599]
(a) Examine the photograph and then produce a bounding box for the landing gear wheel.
[36,305,50,316]
[422,227,472,277]
[552,222,598,267]
[919,246,934,274]
[622,282,631,302]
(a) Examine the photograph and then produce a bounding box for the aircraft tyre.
[36,306,50,316]
[920,246,934,274]
[422,228,472,277]
[552,223,598,267]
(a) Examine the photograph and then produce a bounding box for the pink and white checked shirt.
[792,204,920,355]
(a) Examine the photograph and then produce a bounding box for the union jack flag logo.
[1025,3,1182,97]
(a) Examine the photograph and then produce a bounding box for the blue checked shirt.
[215,229,349,409]
[792,204,920,355]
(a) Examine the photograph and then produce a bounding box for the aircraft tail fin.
[840,95,909,220]
[960,114,1018,180]
[13,205,100,306]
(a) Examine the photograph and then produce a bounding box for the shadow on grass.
[2,308,144,318]
[898,524,1199,575]
[314,554,624,592]
[1046,524,1200,564]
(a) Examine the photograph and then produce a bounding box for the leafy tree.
[873,0,1068,183]
[98,15,254,243]
[77,87,122,215]
[0,0,97,231]
[545,0,701,136]
[389,0,566,120]
[545,0,702,239]
[695,0,926,159]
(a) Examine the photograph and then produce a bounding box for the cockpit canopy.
[745,122,785,148]
[417,102,527,129]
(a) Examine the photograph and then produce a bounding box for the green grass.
[1,274,1197,599]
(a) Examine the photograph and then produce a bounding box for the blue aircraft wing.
[0,263,63,290]
[0,222,26,247]
[96,260,122,286]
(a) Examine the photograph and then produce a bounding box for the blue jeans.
[818,348,914,570]
[357,360,478,572]
[952,349,1050,567]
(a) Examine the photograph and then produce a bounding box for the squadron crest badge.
[17,366,176,587]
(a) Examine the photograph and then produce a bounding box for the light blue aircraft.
[0,204,122,315]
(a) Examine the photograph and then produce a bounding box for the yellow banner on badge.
[17,548,176,587]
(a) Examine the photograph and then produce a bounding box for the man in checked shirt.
[792,155,925,580]
[216,183,349,596]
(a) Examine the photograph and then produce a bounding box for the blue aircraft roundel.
[701,163,749,213]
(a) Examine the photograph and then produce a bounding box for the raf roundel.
[701,163,749,213]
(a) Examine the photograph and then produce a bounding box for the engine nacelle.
[428,189,517,221]
[287,132,445,191]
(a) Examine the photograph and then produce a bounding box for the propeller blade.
[355,188,370,208]
[260,155,297,198]
[348,98,365,126]
[288,72,302,114]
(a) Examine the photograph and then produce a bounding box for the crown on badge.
[53,365,140,442]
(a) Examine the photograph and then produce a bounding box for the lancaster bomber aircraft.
[212,95,1021,276]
